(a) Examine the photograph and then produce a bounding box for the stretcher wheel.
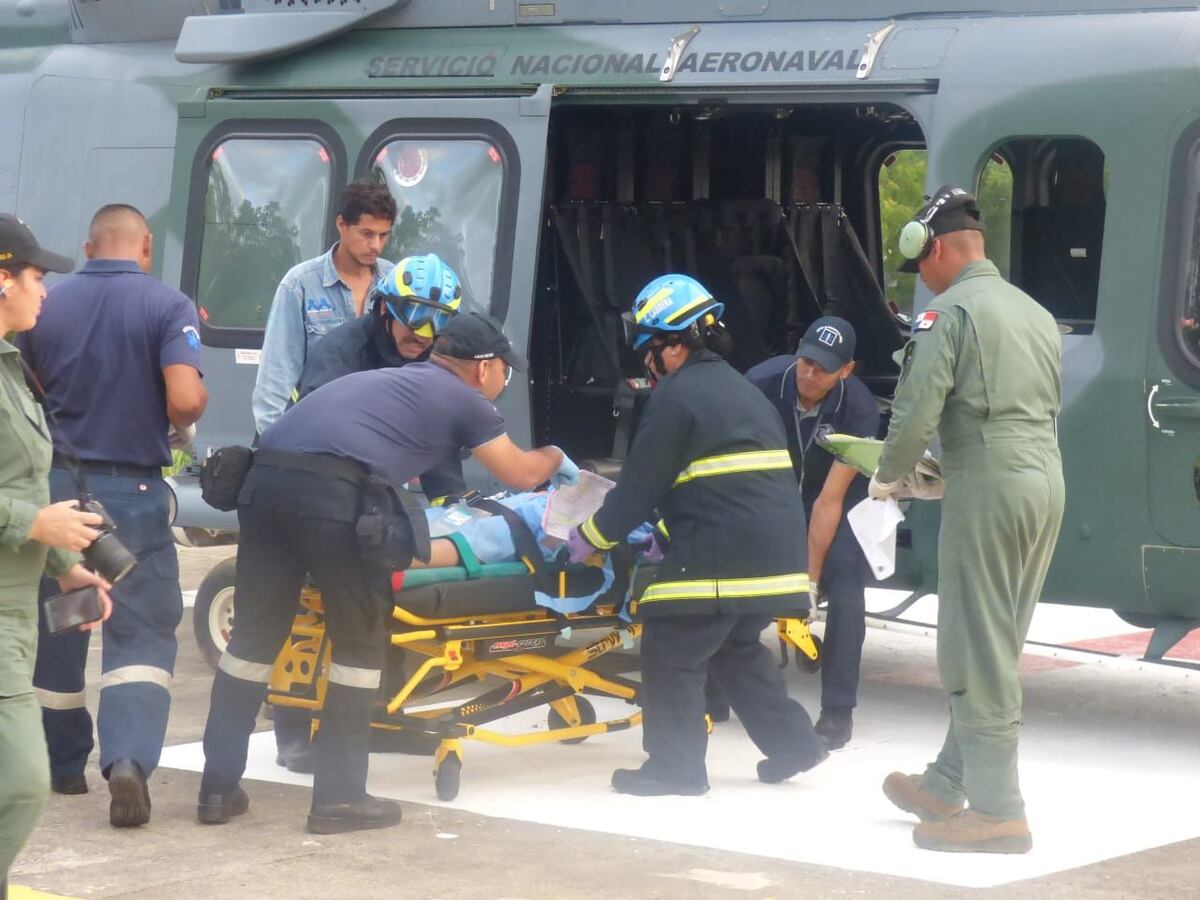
[434,755,462,802]
[796,634,822,674]
[547,695,596,745]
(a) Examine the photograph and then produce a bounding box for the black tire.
[547,695,597,745]
[1116,610,1159,630]
[796,634,823,674]
[194,556,237,671]
[434,754,462,802]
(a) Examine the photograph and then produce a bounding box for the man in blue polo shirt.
[743,317,880,750]
[17,204,207,827]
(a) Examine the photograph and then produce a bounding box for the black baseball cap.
[435,310,527,372]
[898,185,984,274]
[0,214,73,274]
[796,316,856,372]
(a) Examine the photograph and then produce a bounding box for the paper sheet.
[541,470,616,542]
[847,496,905,580]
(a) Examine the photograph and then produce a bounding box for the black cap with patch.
[435,310,527,372]
[898,185,984,274]
[796,316,856,372]
[0,214,73,274]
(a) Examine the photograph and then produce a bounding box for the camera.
[79,496,138,584]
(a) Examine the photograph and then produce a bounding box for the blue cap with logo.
[795,316,856,372]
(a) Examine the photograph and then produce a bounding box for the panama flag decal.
[914,310,939,332]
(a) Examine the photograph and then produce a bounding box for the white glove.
[867,472,899,500]
[168,423,197,451]
[808,581,823,609]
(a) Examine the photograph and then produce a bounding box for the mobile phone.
[43,586,103,635]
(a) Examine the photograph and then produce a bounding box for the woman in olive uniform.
[0,214,111,892]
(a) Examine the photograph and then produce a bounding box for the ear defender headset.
[897,186,973,263]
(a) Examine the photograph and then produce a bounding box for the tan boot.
[882,772,965,822]
[913,809,1033,854]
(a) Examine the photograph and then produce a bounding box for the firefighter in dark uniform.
[197,311,579,833]
[744,317,880,749]
[566,274,826,796]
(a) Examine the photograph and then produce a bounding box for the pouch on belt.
[199,445,254,511]
[355,474,432,574]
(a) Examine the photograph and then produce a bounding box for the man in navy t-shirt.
[198,311,579,835]
[743,317,880,751]
[17,204,207,827]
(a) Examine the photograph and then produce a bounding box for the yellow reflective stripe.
[662,294,711,324]
[581,514,618,550]
[672,449,793,487]
[641,572,810,606]
[655,519,669,539]
[634,286,674,322]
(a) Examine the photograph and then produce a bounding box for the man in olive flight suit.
[869,185,1065,854]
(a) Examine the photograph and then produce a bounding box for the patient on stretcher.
[406,491,656,615]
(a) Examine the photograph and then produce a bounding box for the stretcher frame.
[266,574,820,801]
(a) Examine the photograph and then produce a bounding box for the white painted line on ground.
[159,626,1200,889]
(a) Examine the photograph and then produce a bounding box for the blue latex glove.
[551,447,580,487]
[566,526,600,564]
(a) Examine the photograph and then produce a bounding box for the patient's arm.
[408,538,461,569]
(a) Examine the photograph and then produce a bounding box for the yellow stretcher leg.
[778,616,820,665]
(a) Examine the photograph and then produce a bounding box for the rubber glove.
[168,423,197,451]
[639,532,665,564]
[867,471,899,501]
[565,526,603,565]
[551,447,580,487]
[809,581,822,609]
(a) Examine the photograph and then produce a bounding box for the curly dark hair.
[338,181,398,226]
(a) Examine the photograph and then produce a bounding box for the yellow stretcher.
[266,554,820,801]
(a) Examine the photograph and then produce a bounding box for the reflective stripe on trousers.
[640,572,810,606]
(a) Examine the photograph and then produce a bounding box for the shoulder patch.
[914,310,939,332]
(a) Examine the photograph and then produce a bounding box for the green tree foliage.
[198,176,302,329]
[878,150,1014,313]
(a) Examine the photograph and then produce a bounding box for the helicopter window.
[368,139,504,314]
[878,148,926,315]
[194,137,334,331]
[991,137,1107,333]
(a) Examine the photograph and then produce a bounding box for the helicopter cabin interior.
[526,100,1108,464]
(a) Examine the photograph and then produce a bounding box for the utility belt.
[201,445,431,571]
[52,452,159,480]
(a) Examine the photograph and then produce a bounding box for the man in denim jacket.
[251,182,397,433]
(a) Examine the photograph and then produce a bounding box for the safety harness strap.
[672,449,793,488]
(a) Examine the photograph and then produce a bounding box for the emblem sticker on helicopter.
[394,146,428,187]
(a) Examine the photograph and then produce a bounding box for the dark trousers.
[818,522,869,710]
[34,468,182,778]
[200,464,389,806]
[640,613,823,785]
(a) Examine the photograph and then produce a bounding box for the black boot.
[197,785,250,825]
[51,774,88,795]
[275,740,314,774]
[307,795,402,834]
[611,764,709,797]
[814,706,854,751]
[757,746,829,784]
[108,759,151,827]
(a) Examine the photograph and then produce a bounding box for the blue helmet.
[623,274,725,351]
[377,252,463,338]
